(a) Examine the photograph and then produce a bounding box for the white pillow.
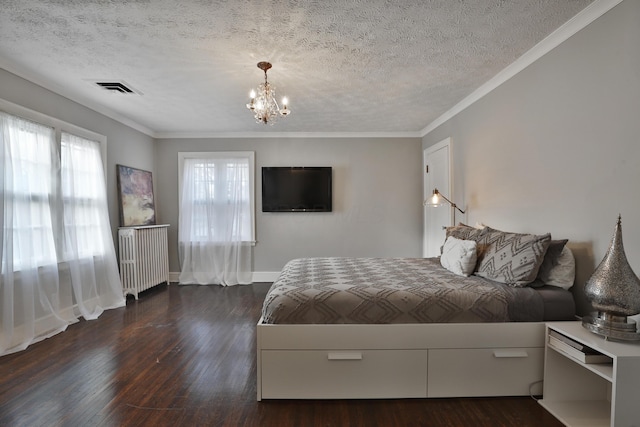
[539,246,575,289]
[440,236,478,277]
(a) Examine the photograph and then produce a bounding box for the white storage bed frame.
[256,320,547,400]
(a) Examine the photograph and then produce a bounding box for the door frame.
[423,137,453,257]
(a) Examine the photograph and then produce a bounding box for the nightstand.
[539,321,640,427]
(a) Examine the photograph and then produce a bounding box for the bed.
[256,225,576,400]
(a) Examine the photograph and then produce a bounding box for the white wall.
[0,68,156,245]
[154,137,423,274]
[422,0,640,315]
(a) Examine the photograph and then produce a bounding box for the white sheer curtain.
[178,154,253,286]
[60,132,124,317]
[0,112,124,356]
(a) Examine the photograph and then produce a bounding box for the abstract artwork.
[116,165,156,226]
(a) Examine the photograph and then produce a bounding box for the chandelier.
[246,61,290,125]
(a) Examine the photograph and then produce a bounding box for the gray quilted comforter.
[261,257,545,324]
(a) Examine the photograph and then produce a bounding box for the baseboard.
[169,271,280,284]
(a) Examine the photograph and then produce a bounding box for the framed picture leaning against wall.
[116,165,156,227]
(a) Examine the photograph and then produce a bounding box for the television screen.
[262,167,332,212]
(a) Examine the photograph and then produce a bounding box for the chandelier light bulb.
[280,96,290,116]
[246,90,257,110]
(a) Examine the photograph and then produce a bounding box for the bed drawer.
[427,347,544,397]
[261,349,428,399]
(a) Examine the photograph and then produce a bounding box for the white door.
[423,138,452,257]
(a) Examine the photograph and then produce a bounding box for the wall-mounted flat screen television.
[262,167,332,212]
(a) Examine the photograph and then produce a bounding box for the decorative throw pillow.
[474,230,552,287]
[440,236,478,276]
[539,246,575,289]
[536,239,569,282]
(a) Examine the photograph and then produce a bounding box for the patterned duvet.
[261,257,545,324]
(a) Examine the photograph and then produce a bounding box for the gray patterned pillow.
[474,229,552,287]
[442,224,487,255]
[445,223,486,242]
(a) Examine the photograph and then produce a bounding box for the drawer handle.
[493,350,528,358]
[327,352,363,361]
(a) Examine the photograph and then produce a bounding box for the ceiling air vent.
[94,81,138,94]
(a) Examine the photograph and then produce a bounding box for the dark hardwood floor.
[0,283,563,427]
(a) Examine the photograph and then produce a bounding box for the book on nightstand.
[548,330,612,364]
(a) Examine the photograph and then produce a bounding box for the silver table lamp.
[582,215,640,340]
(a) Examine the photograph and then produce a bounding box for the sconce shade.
[424,189,465,213]
[582,215,640,340]
[426,190,443,207]
[424,188,465,229]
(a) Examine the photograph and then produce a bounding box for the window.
[61,132,109,258]
[1,114,57,269]
[178,152,255,243]
[1,109,110,271]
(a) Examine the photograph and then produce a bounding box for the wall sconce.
[582,215,640,340]
[424,188,465,225]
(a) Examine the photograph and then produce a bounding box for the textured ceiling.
[0,0,594,136]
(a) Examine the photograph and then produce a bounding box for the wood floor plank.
[0,283,563,427]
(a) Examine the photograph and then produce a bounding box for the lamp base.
[582,312,640,341]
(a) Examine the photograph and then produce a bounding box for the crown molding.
[419,0,624,137]
[153,131,422,140]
